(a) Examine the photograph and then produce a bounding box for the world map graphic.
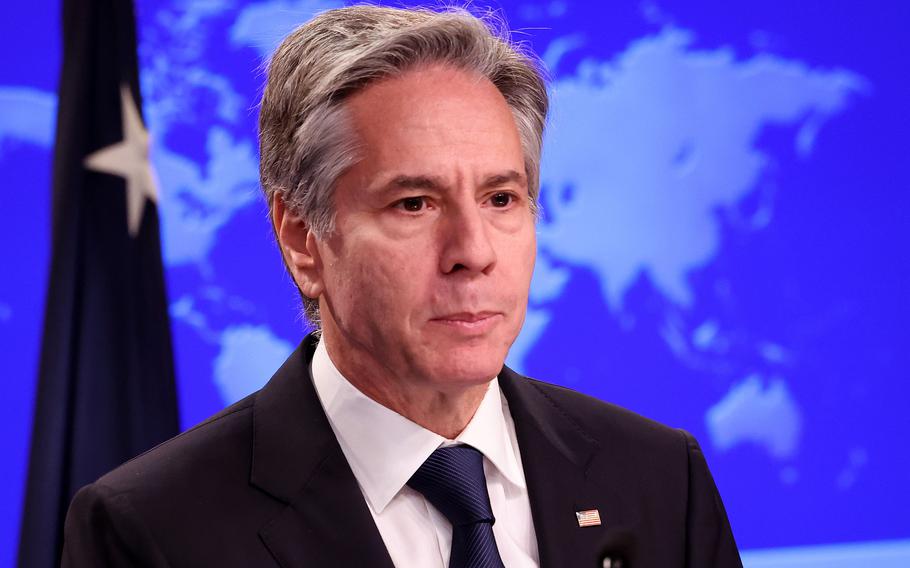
[3,0,908,564]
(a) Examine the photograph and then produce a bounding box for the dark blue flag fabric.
[17,0,179,565]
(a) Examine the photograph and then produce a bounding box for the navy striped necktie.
[407,445,505,568]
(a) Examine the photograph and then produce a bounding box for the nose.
[438,204,496,275]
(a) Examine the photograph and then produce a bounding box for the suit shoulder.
[94,393,257,496]
[517,375,687,450]
[65,392,293,565]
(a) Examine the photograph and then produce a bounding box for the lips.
[434,311,499,322]
[429,311,503,331]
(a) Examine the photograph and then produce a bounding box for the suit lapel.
[251,335,394,568]
[500,367,644,568]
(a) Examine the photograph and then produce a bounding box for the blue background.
[2,1,908,566]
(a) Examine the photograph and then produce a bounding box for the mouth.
[430,311,503,332]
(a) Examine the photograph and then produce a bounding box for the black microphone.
[598,529,635,568]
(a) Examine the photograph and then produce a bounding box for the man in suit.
[63,6,742,567]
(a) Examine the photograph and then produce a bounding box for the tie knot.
[407,445,495,526]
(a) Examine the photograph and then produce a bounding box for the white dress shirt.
[311,338,540,568]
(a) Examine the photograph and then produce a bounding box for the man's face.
[310,64,536,393]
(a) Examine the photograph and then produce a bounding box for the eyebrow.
[386,174,445,191]
[380,170,527,193]
[482,170,527,189]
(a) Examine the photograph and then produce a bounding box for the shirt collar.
[311,337,526,514]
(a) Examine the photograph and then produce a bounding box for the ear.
[272,194,325,300]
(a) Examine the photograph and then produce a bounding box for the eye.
[396,196,426,212]
[489,192,513,208]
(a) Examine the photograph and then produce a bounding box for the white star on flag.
[84,84,158,237]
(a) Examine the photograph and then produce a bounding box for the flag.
[576,509,602,527]
[17,0,179,564]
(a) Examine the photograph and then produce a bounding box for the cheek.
[332,241,430,316]
[502,228,536,289]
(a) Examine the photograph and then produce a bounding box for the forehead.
[341,65,525,181]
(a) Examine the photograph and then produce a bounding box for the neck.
[356,379,488,440]
[320,334,489,439]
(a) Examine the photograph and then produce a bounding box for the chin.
[422,342,509,388]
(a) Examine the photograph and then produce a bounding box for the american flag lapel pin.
[576,508,602,527]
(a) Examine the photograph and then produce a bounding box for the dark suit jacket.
[62,335,742,567]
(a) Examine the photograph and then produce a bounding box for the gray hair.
[258,5,549,325]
